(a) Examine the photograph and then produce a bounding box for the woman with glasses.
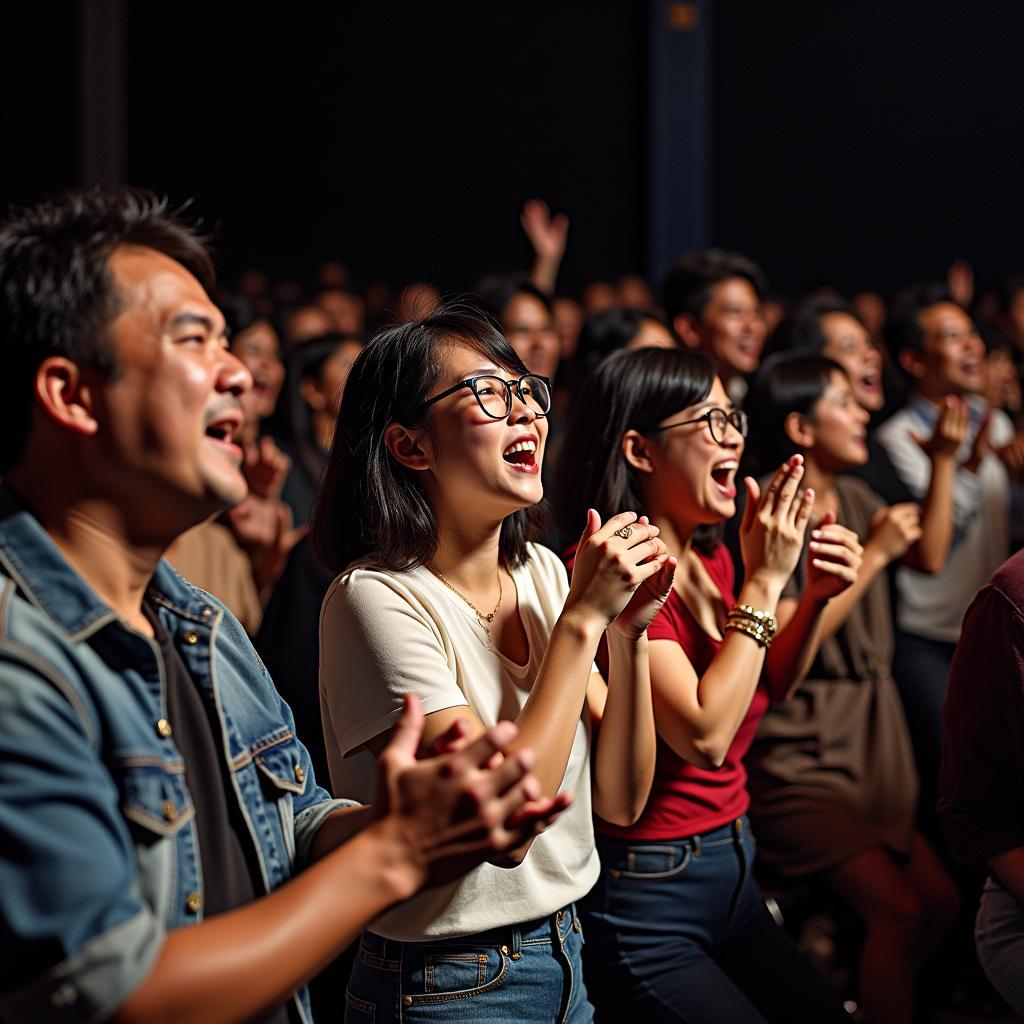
[744,353,959,1024]
[555,347,853,1023]
[313,306,675,1023]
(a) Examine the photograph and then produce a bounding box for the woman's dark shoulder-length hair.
[310,303,546,574]
[746,351,847,474]
[555,346,721,553]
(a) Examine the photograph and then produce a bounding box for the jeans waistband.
[362,904,581,960]
[596,816,748,857]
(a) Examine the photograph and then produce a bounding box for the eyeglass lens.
[708,408,748,443]
[472,375,551,418]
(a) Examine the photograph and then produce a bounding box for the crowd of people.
[1,186,1023,1024]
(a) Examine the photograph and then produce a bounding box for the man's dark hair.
[554,346,720,554]
[0,187,213,472]
[475,273,553,322]
[773,295,862,356]
[572,307,677,381]
[310,303,546,573]
[661,248,767,324]
[884,281,956,356]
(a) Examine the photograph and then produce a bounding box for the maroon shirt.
[939,548,1024,867]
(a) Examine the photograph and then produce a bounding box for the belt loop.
[692,834,703,858]
[511,924,522,958]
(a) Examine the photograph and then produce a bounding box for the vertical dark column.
[647,0,712,288]
[79,0,125,185]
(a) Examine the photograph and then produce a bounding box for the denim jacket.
[0,491,352,1024]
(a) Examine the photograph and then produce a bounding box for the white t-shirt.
[875,394,1014,642]
[319,542,600,941]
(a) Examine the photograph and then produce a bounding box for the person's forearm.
[591,632,655,826]
[505,610,604,798]
[309,804,374,862]
[907,454,956,574]
[529,255,560,296]
[656,575,779,768]
[113,822,418,1024]
[764,593,827,701]
[992,848,1024,912]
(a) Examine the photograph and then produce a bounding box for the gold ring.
[614,525,633,540]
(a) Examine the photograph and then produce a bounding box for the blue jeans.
[345,907,593,1023]
[579,819,848,1023]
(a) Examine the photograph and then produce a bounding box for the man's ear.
[34,357,99,437]
[621,429,655,474]
[384,423,431,471]
[898,347,926,380]
[673,313,702,350]
[783,410,814,449]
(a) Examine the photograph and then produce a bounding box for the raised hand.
[964,412,993,474]
[738,455,815,591]
[372,695,570,890]
[947,258,975,309]
[243,435,292,501]
[521,199,569,265]
[996,433,1024,481]
[867,502,922,564]
[567,509,671,630]
[911,395,969,463]
[612,548,677,641]
[806,510,862,602]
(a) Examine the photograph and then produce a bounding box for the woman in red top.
[556,347,858,1023]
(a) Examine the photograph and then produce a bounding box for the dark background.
[2,1,1022,297]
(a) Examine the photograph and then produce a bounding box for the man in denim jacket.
[0,189,564,1024]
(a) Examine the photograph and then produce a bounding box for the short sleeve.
[319,568,470,758]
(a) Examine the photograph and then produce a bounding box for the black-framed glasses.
[422,373,552,420]
[647,407,748,446]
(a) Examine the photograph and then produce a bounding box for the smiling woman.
[553,347,852,1023]
[312,304,676,1023]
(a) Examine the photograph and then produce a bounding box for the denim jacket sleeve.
[0,651,164,1024]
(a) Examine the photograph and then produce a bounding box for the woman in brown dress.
[745,353,960,1024]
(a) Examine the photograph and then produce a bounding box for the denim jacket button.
[185,891,203,913]
[155,718,172,739]
[293,764,305,784]
[403,996,413,1007]
[183,631,199,645]
[161,800,177,822]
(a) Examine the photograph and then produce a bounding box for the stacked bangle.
[724,603,777,649]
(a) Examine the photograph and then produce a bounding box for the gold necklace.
[428,564,503,645]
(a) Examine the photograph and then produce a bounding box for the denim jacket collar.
[0,487,216,641]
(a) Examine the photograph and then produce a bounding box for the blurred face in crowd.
[285,304,331,347]
[231,319,284,423]
[799,369,871,472]
[503,292,560,381]
[819,311,884,412]
[617,275,653,309]
[396,282,441,322]
[852,290,886,340]
[582,281,616,315]
[302,339,364,421]
[90,246,252,523]
[900,302,984,399]
[690,276,766,380]
[627,317,677,352]
[1007,287,1024,345]
[552,296,584,361]
[983,347,1021,412]
[317,288,365,336]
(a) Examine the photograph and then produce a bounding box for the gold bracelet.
[727,603,778,637]
[724,619,773,649]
